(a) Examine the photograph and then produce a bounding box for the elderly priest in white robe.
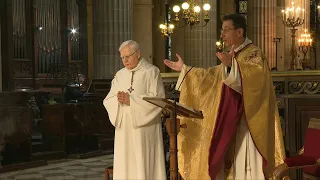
[103,40,166,180]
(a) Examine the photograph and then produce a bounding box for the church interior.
[0,0,320,179]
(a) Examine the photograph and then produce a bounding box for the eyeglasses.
[119,50,138,61]
[220,28,236,34]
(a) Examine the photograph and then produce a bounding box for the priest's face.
[120,46,141,70]
[220,20,243,47]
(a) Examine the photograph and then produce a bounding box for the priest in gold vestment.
[164,14,285,180]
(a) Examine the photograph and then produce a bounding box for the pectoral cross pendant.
[128,86,134,93]
[128,71,135,93]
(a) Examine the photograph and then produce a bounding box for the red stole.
[208,83,244,179]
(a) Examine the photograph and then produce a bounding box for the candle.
[291,1,294,19]
[297,7,301,19]
[302,9,305,20]
[298,28,312,47]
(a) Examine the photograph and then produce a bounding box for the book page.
[143,97,167,108]
[143,97,202,118]
[167,99,197,113]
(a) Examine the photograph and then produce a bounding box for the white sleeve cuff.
[223,58,242,94]
[175,64,187,91]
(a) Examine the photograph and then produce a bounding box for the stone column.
[86,0,93,80]
[133,0,153,64]
[316,3,320,70]
[220,0,235,18]
[0,23,2,91]
[247,0,277,69]
[183,0,218,68]
[276,0,285,71]
[92,0,133,79]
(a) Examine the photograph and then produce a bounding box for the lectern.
[143,97,203,180]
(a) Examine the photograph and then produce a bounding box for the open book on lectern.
[143,97,203,119]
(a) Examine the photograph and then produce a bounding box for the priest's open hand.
[117,91,130,105]
[163,53,184,72]
[216,45,235,67]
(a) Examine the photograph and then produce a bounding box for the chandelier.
[172,0,211,28]
[298,29,312,69]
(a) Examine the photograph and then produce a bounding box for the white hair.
[118,40,140,52]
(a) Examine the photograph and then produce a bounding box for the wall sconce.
[216,41,224,52]
[159,23,175,36]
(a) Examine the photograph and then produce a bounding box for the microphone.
[175,66,194,92]
[227,66,231,74]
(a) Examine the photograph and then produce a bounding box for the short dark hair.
[222,13,247,37]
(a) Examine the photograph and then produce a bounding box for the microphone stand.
[271,38,281,71]
[170,66,193,180]
[172,89,179,179]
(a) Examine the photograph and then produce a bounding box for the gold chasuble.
[177,44,285,180]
